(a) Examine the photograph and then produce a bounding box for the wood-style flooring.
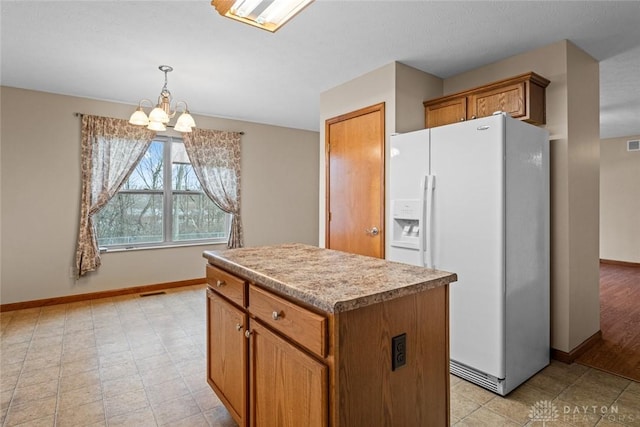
[577,262,640,382]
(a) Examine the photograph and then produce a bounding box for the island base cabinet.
[249,321,328,427]
[205,249,453,427]
[207,289,248,427]
[333,286,449,427]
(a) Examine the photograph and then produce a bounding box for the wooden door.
[207,290,248,427]
[326,103,385,258]
[249,321,328,427]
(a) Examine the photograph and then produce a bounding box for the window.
[95,136,230,248]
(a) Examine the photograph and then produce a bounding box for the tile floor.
[1,285,639,426]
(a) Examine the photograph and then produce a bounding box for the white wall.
[0,87,319,305]
[600,135,640,263]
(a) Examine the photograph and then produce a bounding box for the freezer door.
[430,115,506,379]
[387,129,430,266]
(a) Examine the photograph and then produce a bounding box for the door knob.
[365,227,380,236]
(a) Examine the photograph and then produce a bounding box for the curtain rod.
[73,113,244,134]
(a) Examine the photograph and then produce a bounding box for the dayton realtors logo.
[529,400,559,425]
[529,400,635,424]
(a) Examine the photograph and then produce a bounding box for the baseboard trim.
[600,259,640,268]
[551,330,602,364]
[0,278,206,312]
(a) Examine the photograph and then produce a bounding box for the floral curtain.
[182,129,243,248]
[75,115,156,277]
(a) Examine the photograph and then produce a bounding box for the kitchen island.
[204,243,457,427]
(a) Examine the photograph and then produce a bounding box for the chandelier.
[211,0,314,32]
[129,65,196,133]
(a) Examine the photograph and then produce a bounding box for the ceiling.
[2,1,639,139]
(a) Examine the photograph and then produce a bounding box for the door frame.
[324,102,385,257]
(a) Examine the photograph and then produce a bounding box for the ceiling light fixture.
[211,0,314,32]
[129,65,195,133]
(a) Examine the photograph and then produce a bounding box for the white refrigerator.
[387,113,550,395]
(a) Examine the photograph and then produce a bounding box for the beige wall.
[441,40,601,353]
[318,63,396,247]
[445,40,602,352]
[600,135,640,263]
[0,87,3,297]
[320,40,601,354]
[395,62,443,133]
[0,87,319,305]
[318,62,442,247]
[565,43,601,349]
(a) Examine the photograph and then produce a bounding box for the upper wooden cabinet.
[424,72,550,128]
[424,96,467,128]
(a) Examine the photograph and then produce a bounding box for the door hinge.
[327,143,331,153]
[328,212,332,222]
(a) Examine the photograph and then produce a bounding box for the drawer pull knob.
[216,280,225,287]
[272,311,282,321]
[236,323,242,331]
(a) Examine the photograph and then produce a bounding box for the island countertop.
[203,243,456,313]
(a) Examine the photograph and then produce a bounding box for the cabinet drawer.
[206,265,246,307]
[249,285,327,358]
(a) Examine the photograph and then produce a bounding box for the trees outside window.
[95,137,229,247]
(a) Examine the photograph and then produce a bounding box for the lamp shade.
[147,120,167,131]
[176,111,196,129]
[173,120,193,133]
[149,107,170,124]
[129,108,149,126]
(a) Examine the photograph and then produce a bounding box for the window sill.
[99,240,228,253]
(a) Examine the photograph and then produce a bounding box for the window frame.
[96,135,231,250]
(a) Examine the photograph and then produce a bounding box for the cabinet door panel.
[425,97,466,128]
[207,289,247,426]
[250,321,328,427]
[468,82,525,120]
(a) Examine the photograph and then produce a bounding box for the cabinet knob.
[460,117,465,122]
[471,115,477,119]
[272,311,282,321]
[235,323,242,331]
[216,280,225,287]
[244,330,252,338]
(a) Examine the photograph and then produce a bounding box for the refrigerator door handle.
[425,175,436,269]
[418,175,428,267]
